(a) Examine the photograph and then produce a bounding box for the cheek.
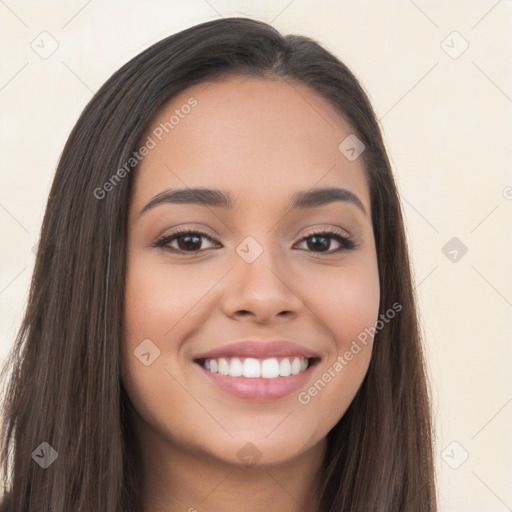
[121,260,202,440]
[124,259,211,338]
[294,257,380,427]
[303,257,381,347]
[121,256,220,391]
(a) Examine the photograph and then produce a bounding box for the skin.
[121,75,380,512]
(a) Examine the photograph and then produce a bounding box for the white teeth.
[261,358,279,379]
[201,356,310,379]
[279,358,291,376]
[243,358,261,378]
[218,358,230,375]
[229,357,243,377]
[290,357,302,375]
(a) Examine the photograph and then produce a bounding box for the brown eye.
[295,230,357,253]
[154,228,358,255]
[154,230,218,253]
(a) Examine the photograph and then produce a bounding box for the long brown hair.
[0,17,437,511]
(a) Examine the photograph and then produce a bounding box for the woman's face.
[122,75,380,468]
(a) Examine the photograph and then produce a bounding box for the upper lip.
[192,339,320,361]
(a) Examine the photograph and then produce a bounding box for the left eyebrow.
[138,186,367,218]
[138,188,234,218]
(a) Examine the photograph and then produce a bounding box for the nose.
[221,242,304,324]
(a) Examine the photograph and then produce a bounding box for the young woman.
[0,17,437,512]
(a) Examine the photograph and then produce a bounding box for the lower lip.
[195,362,317,401]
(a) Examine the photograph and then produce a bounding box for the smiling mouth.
[194,356,320,379]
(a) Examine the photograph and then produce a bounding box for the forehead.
[130,76,370,216]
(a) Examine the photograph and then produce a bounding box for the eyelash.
[154,227,358,255]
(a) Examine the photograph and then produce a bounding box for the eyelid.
[154,227,218,250]
[300,225,351,240]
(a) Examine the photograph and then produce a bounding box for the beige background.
[1,1,511,510]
